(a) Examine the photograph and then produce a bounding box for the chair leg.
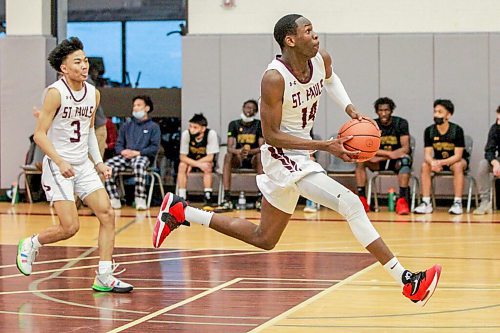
[25,174,33,204]
[492,176,497,211]
[147,173,155,209]
[118,175,126,200]
[367,175,374,206]
[218,178,224,205]
[411,176,419,212]
[148,172,165,208]
[12,172,24,205]
[431,176,437,209]
[466,175,473,213]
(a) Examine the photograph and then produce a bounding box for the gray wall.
[183,32,500,197]
[0,36,57,188]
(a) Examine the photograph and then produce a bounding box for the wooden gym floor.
[0,202,498,332]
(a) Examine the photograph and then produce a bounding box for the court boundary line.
[247,262,379,332]
[107,277,243,333]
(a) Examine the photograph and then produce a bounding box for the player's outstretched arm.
[34,88,75,178]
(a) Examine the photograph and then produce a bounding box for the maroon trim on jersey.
[276,55,314,84]
[53,106,61,119]
[61,78,87,103]
[268,146,300,172]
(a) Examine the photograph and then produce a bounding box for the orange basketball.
[337,118,381,162]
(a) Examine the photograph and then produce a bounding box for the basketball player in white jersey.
[153,15,440,305]
[16,37,133,293]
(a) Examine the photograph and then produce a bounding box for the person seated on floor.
[414,99,469,215]
[104,95,160,210]
[355,97,412,215]
[177,113,219,206]
[218,99,264,211]
[474,105,500,215]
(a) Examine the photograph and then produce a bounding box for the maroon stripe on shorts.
[268,147,300,172]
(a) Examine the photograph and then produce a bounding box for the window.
[67,22,122,85]
[126,20,184,88]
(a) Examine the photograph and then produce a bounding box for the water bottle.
[237,191,246,210]
[388,187,396,212]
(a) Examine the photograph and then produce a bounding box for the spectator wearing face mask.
[177,113,220,206]
[104,95,160,210]
[216,99,264,212]
[414,99,469,215]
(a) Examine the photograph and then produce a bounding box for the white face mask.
[133,110,145,120]
[241,112,255,123]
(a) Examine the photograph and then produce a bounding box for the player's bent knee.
[61,223,79,239]
[337,191,364,218]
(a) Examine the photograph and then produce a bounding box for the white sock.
[422,197,431,205]
[32,235,42,249]
[383,257,406,286]
[178,188,187,199]
[454,197,462,203]
[98,261,112,275]
[204,188,213,193]
[185,206,213,228]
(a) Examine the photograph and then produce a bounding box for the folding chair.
[430,135,479,213]
[217,145,259,202]
[116,155,165,208]
[11,166,42,205]
[366,135,420,212]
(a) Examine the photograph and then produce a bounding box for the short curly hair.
[48,37,84,72]
[374,97,396,112]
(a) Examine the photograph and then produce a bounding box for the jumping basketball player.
[16,37,133,293]
[153,15,440,305]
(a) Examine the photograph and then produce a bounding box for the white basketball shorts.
[256,145,325,214]
[41,156,104,202]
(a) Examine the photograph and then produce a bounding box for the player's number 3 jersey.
[47,78,96,165]
[263,52,326,154]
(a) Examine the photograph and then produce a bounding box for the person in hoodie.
[104,95,160,210]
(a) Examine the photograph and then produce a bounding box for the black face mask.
[434,117,445,125]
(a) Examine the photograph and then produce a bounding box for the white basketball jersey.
[47,78,96,165]
[263,52,326,155]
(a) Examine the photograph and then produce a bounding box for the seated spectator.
[177,113,219,206]
[104,117,118,160]
[104,95,160,210]
[355,97,411,215]
[474,105,500,215]
[414,99,469,215]
[218,99,264,211]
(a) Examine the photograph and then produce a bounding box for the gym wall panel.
[434,34,490,170]
[379,34,434,183]
[182,36,221,134]
[0,36,56,188]
[489,33,500,122]
[219,35,273,144]
[324,35,379,139]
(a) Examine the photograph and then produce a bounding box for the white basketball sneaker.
[110,198,122,209]
[135,198,147,210]
[16,236,39,276]
[414,202,433,214]
[92,263,133,293]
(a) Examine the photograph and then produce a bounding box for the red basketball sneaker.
[153,193,190,248]
[402,264,442,306]
[396,197,410,215]
[358,195,370,212]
